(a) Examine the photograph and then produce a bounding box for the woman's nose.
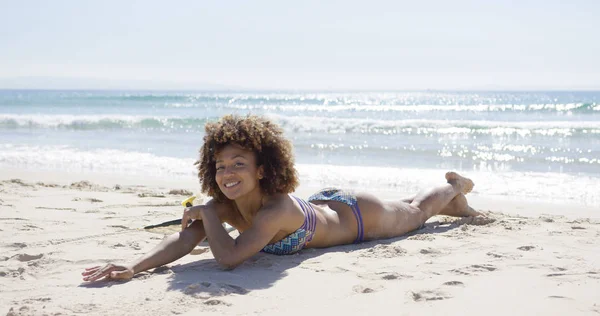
[223,166,235,175]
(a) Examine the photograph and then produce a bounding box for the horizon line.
[2,88,600,93]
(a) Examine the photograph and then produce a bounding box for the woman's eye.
[216,166,224,171]
[235,162,244,167]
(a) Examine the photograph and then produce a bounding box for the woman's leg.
[360,172,475,239]
[437,193,482,217]
[409,172,473,218]
[400,173,478,217]
[402,194,480,217]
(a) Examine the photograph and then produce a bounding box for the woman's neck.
[233,189,264,224]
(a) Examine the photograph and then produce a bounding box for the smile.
[224,181,240,188]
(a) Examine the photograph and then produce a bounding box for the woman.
[82,115,479,282]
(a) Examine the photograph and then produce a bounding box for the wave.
[2,91,598,113]
[0,144,598,206]
[188,102,600,113]
[0,144,197,177]
[270,115,600,137]
[0,114,212,131]
[3,114,600,138]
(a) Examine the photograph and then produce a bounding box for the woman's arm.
[200,205,284,270]
[129,220,207,274]
[82,220,206,282]
[82,201,233,282]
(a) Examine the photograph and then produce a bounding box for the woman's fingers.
[81,266,101,275]
[83,269,110,282]
[181,206,201,231]
[82,264,134,282]
[181,212,189,231]
[82,264,114,282]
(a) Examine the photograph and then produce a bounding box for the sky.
[1,0,599,90]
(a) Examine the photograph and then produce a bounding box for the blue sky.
[1,0,598,90]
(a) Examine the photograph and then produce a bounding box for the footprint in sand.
[517,245,536,251]
[547,295,573,300]
[108,225,129,229]
[137,193,166,198]
[19,224,43,231]
[185,282,249,297]
[442,216,497,227]
[6,306,34,316]
[407,234,436,241]
[0,267,26,278]
[411,290,451,302]
[69,181,108,192]
[22,297,52,304]
[5,179,34,187]
[451,264,497,275]
[357,271,413,281]
[204,299,232,306]
[35,206,76,211]
[111,241,141,250]
[7,242,27,249]
[168,189,194,196]
[35,182,61,188]
[443,281,464,286]
[486,252,522,260]
[352,284,384,294]
[545,271,600,280]
[13,253,44,262]
[420,247,443,255]
[359,244,407,258]
[129,241,142,250]
[60,303,99,314]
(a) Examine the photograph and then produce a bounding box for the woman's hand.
[81,264,134,282]
[181,205,204,231]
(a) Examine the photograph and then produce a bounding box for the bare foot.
[438,194,482,217]
[445,172,474,195]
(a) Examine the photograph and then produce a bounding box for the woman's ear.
[257,165,265,179]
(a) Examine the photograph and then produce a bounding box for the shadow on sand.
[159,215,489,297]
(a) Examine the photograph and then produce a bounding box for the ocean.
[1,90,599,206]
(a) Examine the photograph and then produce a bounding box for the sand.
[1,168,599,316]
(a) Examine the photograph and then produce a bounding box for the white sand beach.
[1,168,599,316]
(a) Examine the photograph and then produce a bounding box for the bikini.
[308,188,365,244]
[261,189,365,255]
[261,196,317,255]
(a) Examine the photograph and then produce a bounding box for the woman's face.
[214,144,264,200]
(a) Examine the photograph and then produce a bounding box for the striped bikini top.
[261,195,317,255]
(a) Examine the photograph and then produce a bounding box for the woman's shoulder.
[204,199,237,220]
[259,194,305,230]
[262,193,295,210]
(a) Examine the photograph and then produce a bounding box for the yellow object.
[181,196,196,207]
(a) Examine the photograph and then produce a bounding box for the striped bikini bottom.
[308,188,365,243]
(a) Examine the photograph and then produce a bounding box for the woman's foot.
[445,172,474,195]
[438,194,482,217]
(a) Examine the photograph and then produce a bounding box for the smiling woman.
[82,114,481,281]
[197,115,299,203]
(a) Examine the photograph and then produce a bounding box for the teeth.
[225,182,239,188]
